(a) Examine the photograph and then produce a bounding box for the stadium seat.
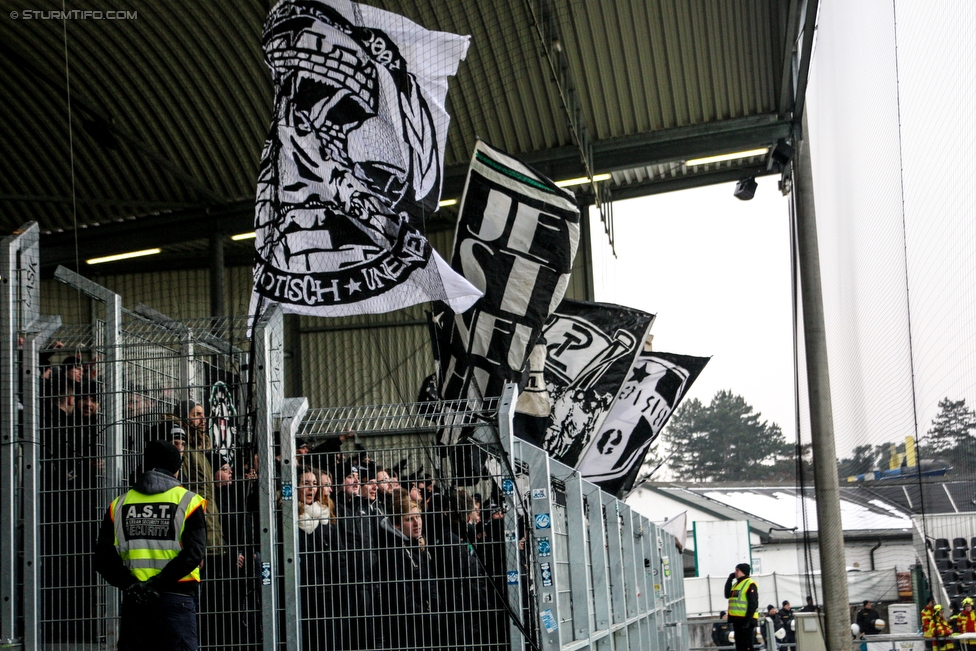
[944,570,960,583]
[936,548,951,561]
[937,538,952,550]
[953,548,969,560]
[971,548,976,563]
[945,582,961,596]
[938,559,955,572]
[954,537,969,550]
[958,560,974,572]
[970,537,976,550]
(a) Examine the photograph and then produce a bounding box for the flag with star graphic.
[248,0,481,321]
[532,299,656,464]
[576,350,708,495]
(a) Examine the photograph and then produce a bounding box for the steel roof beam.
[777,0,804,119]
[580,163,781,205]
[791,0,820,131]
[442,114,793,198]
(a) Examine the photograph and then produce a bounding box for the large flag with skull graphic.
[249,0,481,320]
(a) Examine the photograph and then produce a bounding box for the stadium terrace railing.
[0,225,686,651]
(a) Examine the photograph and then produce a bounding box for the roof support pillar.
[793,113,850,651]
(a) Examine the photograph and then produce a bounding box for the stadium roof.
[0,0,818,273]
[629,480,976,538]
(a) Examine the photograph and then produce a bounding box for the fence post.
[522,444,561,651]
[21,332,40,651]
[497,382,525,651]
[0,222,39,645]
[708,574,713,615]
[254,304,284,651]
[583,481,612,651]
[604,492,629,649]
[635,514,654,650]
[279,397,308,651]
[564,469,594,644]
[774,571,780,613]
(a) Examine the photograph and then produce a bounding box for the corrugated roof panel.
[2,0,812,254]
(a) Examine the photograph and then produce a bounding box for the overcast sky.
[589,1,976,466]
[588,182,796,446]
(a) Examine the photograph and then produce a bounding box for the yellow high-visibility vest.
[728,577,758,619]
[110,485,205,583]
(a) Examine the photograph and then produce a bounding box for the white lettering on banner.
[468,189,511,241]
[507,202,540,253]
[459,238,492,292]
[499,255,541,316]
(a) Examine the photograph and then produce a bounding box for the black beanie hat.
[145,439,182,474]
[736,563,751,576]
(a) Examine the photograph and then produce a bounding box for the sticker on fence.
[532,488,547,499]
[281,483,293,501]
[540,562,553,587]
[534,513,551,529]
[538,537,551,557]
[507,571,519,585]
[261,562,272,586]
[502,478,515,495]
[541,608,558,633]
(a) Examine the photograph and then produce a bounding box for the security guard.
[95,440,207,650]
[725,563,759,651]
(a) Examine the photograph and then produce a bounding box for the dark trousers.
[731,617,755,651]
[119,592,199,651]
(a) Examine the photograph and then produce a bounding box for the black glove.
[124,579,160,606]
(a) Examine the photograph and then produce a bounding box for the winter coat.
[298,503,344,651]
[377,516,439,650]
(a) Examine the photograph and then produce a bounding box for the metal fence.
[1,224,686,651]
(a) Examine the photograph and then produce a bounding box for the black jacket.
[94,469,207,595]
[724,574,759,621]
[780,607,796,642]
[712,620,732,646]
[856,607,881,635]
[377,516,439,649]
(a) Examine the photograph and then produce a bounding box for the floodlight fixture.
[554,173,612,188]
[686,148,769,167]
[86,248,161,265]
[733,177,758,201]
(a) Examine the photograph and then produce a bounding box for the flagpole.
[793,112,851,650]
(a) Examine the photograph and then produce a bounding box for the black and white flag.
[538,300,655,465]
[577,350,708,495]
[435,141,580,408]
[249,0,481,319]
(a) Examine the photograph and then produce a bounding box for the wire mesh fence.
[289,443,513,651]
[2,234,686,651]
[31,314,254,649]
